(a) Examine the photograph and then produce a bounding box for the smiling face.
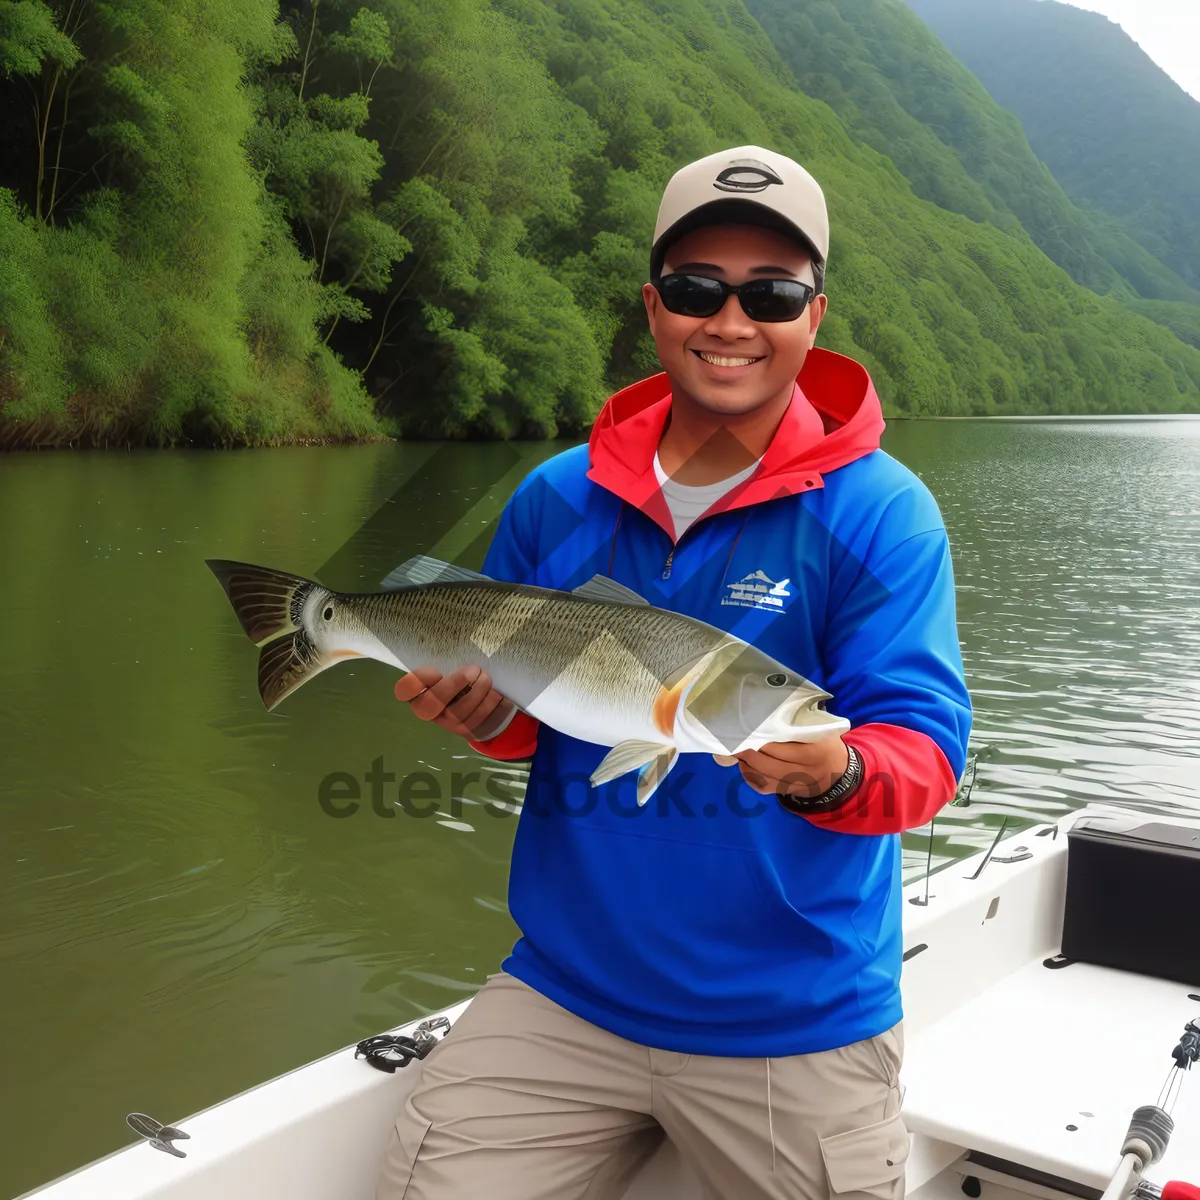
[642,223,828,418]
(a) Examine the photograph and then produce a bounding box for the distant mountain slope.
[905,0,1200,290]
[745,0,1196,304]
[1128,300,1200,352]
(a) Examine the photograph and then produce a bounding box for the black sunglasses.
[654,273,816,323]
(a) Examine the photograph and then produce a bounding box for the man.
[377,145,972,1200]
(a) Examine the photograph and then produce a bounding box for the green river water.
[2,418,1199,1195]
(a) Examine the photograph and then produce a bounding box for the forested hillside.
[2,0,1200,448]
[747,0,1197,306]
[906,0,1200,291]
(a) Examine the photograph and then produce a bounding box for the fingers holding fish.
[467,695,518,742]
[393,664,476,735]
[393,665,443,706]
[729,734,850,798]
[735,756,817,797]
[393,664,509,741]
[413,665,484,722]
[445,674,509,736]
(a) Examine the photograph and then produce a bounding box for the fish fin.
[570,574,649,605]
[636,748,679,807]
[206,560,315,645]
[590,739,675,787]
[380,555,493,591]
[257,630,335,711]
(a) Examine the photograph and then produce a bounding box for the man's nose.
[701,291,756,337]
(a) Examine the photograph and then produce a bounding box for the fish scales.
[348,583,723,716]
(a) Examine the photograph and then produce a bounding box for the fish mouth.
[713,688,843,753]
[753,689,845,743]
[779,690,834,726]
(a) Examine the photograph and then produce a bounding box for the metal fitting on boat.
[1136,1182,1200,1200]
[126,1113,191,1158]
[1171,1021,1200,1071]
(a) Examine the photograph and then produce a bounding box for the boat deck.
[905,954,1200,1191]
[20,807,1200,1200]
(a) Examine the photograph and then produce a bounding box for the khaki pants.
[377,972,906,1200]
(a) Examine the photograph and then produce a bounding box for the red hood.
[586,347,886,541]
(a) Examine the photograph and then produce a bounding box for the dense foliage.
[0,0,383,446]
[2,0,1199,447]
[906,0,1200,292]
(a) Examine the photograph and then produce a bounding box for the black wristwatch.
[777,745,864,816]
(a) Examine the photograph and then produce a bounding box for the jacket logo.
[713,159,783,194]
[720,570,792,611]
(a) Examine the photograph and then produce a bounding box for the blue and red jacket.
[469,347,972,1056]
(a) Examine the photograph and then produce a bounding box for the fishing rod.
[1101,1019,1200,1200]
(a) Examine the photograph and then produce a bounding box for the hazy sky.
[1057,0,1200,100]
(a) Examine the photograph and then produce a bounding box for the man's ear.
[642,281,659,333]
[807,293,828,345]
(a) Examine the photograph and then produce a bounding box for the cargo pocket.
[376,1091,433,1200]
[819,1111,909,1200]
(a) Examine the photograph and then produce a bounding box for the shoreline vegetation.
[8,411,1196,454]
[2,0,1199,452]
[0,411,396,453]
[892,413,1200,421]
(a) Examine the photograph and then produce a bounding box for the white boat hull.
[20,804,1200,1200]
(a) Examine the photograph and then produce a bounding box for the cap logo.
[712,159,783,194]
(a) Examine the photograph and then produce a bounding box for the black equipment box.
[1062,817,1200,986]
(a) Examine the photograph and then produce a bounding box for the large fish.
[207,555,850,806]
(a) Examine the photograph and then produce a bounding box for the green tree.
[247,4,411,346]
[0,0,381,446]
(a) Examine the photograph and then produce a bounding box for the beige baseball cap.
[650,145,829,289]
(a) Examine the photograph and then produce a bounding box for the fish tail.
[207,559,336,711]
[206,559,315,645]
[256,629,333,712]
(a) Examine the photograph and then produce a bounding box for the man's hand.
[715,733,851,798]
[393,664,516,742]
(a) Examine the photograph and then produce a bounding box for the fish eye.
[322,605,334,621]
[766,672,787,687]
